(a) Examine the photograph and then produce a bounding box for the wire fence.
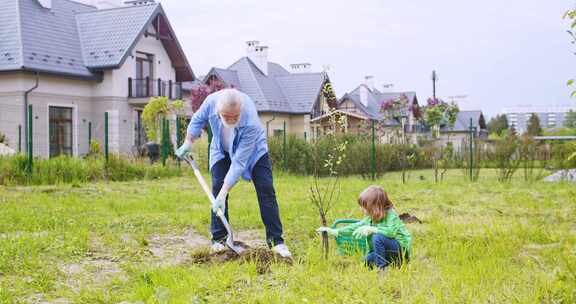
[1,101,575,183]
[0,103,190,173]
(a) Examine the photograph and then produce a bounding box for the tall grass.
[0,154,184,186]
[0,171,574,302]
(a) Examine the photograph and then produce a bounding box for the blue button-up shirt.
[186,90,268,187]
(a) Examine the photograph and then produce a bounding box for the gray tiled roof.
[0,0,23,71]
[210,68,241,89]
[1,0,192,80]
[200,57,326,114]
[441,110,486,132]
[1,0,96,77]
[276,73,325,114]
[341,84,418,124]
[76,3,159,68]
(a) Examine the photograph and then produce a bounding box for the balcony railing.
[128,77,183,99]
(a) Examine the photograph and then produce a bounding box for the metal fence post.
[469,118,474,181]
[304,131,307,142]
[104,112,109,164]
[27,105,33,174]
[176,116,181,167]
[18,124,22,153]
[283,121,287,170]
[161,117,168,167]
[88,121,92,149]
[371,119,376,180]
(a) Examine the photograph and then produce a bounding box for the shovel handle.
[179,154,241,253]
[180,154,224,216]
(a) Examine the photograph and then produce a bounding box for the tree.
[189,78,226,112]
[526,113,543,136]
[565,9,576,97]
[309,115,348,260]
[564,110,576,128]
[142,97,184,143]
[487,114,509,136]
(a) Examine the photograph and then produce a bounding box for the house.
[183,41,336,140]
[0,0,194,158]
[313,76,423,143]
[438,110,487,150]
[502,105,576,133]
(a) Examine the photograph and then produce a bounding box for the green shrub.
[268,134,430,178]
[89,140,101,156]
[0,154,183,186]
[268,135,313,174]
[550,142,576,170]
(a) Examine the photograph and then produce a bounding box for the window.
[134,109,147,147]
[135,52,154,97]
[49,106,73,157]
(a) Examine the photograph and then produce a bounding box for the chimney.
[290,63,312,74]
[246,40,260,54]
[37,0,52,9]
[382,83,394,91]
[364,75,375,91]
[246,41,268,75]
[124,0,155,6]
[72,0,124,8]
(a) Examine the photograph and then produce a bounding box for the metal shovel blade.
[215,209,245,255]
[180,154,245,255]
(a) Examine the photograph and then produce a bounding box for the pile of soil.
[190,242,292,274]
[399,213,423,224]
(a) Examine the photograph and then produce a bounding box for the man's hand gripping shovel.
[179,153,245,255]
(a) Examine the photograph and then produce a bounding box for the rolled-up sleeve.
[186,96,211,139]
[223,126,258,187]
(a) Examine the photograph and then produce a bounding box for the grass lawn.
[0,169,574,303]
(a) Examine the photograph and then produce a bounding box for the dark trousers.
[211,153,284,247]
[365,234,408,269]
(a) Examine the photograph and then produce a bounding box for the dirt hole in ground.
[191,242,292,274]
[399,213,422,224]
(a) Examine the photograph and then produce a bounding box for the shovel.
[180,154,245,254]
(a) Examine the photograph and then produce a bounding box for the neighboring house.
[315,76,423,143]
[438,110,487,150]
[0,0,194,158]
[182,41,335,140]
[502,105,576,133]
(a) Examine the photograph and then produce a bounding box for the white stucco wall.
[92,26,177,98]
[0,29,180,158]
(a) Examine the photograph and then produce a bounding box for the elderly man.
[176,88,291,258]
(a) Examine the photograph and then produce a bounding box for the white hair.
[216,88,243,113]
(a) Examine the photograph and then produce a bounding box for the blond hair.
[358,185,394,222]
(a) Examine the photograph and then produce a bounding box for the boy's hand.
[352,226,378,239]
[316,227,338,237]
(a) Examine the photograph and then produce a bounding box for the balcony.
[128,78,183,99]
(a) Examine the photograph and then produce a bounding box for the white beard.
[219,114,239,129]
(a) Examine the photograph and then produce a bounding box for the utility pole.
[431,70,438,99]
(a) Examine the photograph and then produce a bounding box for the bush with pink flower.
[423,97,459,137]
[189,78,227,112]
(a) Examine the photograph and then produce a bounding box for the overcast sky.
[160,0,576,118]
